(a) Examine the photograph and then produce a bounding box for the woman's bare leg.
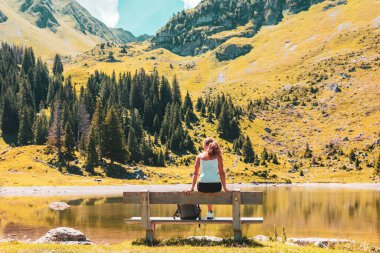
[208,204,212,212]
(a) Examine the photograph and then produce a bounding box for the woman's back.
[199,156,220,183]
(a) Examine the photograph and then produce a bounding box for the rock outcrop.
[20,0,59,30]
[35,227,92,245]
[152,0,338,56]
[215,43,253,61]
[0,10,8,23]
[48,202,70,211]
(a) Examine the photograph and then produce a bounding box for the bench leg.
[146,229,155,245]
[232,189,243,242]
[234,229,242,242]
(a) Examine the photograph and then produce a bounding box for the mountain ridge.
[0,0,138,57]
[151,0,350,56]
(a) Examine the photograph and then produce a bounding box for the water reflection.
[0,187,379,245]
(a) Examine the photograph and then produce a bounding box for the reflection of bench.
[123,189,264,243]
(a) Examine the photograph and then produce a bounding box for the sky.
[76,0,202,36]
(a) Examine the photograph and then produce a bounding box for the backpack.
[173,204,201,220]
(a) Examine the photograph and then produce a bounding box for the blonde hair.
[203,137,221,157]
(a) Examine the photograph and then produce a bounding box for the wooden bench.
[123,189,264,243]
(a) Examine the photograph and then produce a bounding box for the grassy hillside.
[0,0,379,186]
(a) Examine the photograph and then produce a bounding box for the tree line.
[0,43,198,172]
[0,42,283,174]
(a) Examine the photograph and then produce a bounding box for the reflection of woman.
[188,138,228,220]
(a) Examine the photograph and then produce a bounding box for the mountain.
[0,0,136,57]
[65,0,380,183]
[112,28,138,43]
[137,34,153,42]
[151,0,339,56]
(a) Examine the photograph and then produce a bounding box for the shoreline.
[1,183,379,197]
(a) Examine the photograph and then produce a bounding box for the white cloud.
[76,0,120,28]
[183,0,201,9]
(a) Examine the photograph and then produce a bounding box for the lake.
[0,185,379,246]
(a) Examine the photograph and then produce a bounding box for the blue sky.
[76,0,201,36]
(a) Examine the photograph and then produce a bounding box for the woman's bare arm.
[218,154,228,191]
[190,155,200,191]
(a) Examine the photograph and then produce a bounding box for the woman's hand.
[223,188,230,192]
[184,188,194,195]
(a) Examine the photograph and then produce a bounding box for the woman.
[188,137,228,219]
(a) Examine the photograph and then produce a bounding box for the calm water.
[0,186,379,246]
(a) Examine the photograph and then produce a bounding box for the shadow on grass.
[103,163,129,179]
[2,134,17,146]
[67,165,83,175]
[132,237,263,248]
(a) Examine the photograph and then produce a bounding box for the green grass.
[0,239,377,253]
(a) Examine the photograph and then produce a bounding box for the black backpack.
[173,204,201,220]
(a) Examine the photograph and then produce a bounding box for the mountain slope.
[152,0,335,56]
[0,0,136,58]
[65,0,380,183]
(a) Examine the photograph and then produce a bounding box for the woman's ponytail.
[204,138,221,157]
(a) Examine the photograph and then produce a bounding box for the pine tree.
[262,147,269,161]
[34,58,49,107]
[143,99,154,129]
[242,136,255,163]
[86,128,98,173]
[103,107,125,164]
[129,128,142,163]
[108,51,115,62]
[217,103,230,136]
[349,149,356,163]
[1,88,19,135]
[153,114,160,133]
[157,150,165,167]
[77,101,90,149]
[48,101,64,170]
[52,54,63,76]
[21,47,35,74]
[201,104,206,117]
[185,108,192,127]
[172,75,182,106]
[64,123,75,160]
[160,77,172,112]
[160,105,171,144]
[272,154,279,165]
[130,79,142,110]
[33,111,48,145]
[183,91,193,116]
[91,100,105,158]
[303,143,313,158]
[207,110,213,123]
[375,154,380,176]
[196,97,203,112]
[18,106,33,145]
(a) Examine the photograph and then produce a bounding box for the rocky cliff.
[0,10,7,23]
[152,0,330,56]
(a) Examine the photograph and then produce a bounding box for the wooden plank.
[232,189,242,242]
[125,217,264,225]
[123,191,263,205]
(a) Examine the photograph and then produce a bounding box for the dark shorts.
[197,182,222,193]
